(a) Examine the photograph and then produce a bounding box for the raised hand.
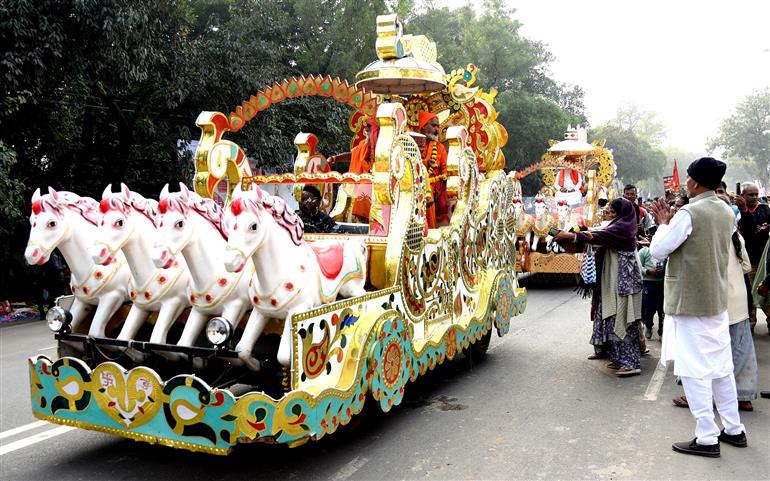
[650,198,674,225]
[734,194,747,212]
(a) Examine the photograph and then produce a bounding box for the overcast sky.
[443,0,770,154]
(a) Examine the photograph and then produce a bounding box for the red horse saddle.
[310,243,345,279]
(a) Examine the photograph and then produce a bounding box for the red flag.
[671,160,681,189]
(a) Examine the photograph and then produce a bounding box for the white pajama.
[681,374,745,445]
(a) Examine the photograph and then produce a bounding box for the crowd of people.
[555,157,767,458]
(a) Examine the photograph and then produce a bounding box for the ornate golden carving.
[194,111,252,203]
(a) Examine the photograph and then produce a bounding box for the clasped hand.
[650,198,673,225]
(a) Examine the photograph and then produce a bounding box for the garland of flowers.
[427,142,447,184]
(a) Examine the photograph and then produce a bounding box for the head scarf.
[589,197,638,251]
[417,111,437,131]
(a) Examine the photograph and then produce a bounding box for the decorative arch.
[227,75,379,133]
[194,76,380,202]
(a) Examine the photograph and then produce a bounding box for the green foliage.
[708,88,770,180]
[612,105,667,147]
[495,91,582,193]
[590,124,666,185]
[0,142,25,237]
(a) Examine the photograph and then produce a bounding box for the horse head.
[223,183,304,273]
[534,194,548,217]
[152,183,225,269]
[556,200,570,218]
[91,183,158,265]
[25,187,99,265]
[512,195,524,215]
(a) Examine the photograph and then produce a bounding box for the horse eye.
[47,220,56,228]
[175,220,184,229]
[249,222,258,231]
[115,219,124,227]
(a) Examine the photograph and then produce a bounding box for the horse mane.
[102,191,158,225]
[237,189,304,246]
[161,191,228,239]
[34,192,100,226]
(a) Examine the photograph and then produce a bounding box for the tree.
[708,88,770,183]
[496,91,583,193]
[612,105,667,147]
[591,124,666,184]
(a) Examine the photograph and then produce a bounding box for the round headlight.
[206,317,232,346]
[46,306,70,332]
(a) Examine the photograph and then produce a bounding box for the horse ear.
[32,188,41,202]
[160,183,170,199]
[179,182,190,201]
[47,186,59,203]
[102,184,112,200]
[120,183,131,202]
[232,182,243,198]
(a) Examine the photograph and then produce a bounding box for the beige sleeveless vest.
[663,191,734,316]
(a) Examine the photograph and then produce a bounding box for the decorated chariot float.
[26,15,527,455]
[510,126,617,275]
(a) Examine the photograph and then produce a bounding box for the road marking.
[1,345,57,358]
[0,421,50,440]
[329,456,368,481]
[0,426,75,456]
[643,360,669,401]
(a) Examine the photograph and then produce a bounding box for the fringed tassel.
[574,276,596,299]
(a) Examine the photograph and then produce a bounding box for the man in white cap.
[649,157,747,458]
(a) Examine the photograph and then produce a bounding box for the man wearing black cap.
[649,157,747,458]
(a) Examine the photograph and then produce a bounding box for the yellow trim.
[242,172,373,187]
[355,67,445,85]
[32,412,231,456]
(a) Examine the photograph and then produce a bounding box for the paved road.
[1,285,768,480]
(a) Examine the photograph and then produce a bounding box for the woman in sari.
[555,198,644,376]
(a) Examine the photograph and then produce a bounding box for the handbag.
[581,245,597,284]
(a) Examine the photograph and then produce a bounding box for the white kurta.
[650,210,734,379]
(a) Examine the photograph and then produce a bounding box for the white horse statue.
[151,183,252,355]
[223,184,367,369]
[512,195,533,248]
[530,194,554,252]
[555,200,572,231]
[551,200,573,254]
[24,187,131,337]
[91,184,193,346]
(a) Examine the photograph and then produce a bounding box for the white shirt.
[650,210,693,262]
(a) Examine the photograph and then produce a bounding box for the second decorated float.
[510,125,617,276]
